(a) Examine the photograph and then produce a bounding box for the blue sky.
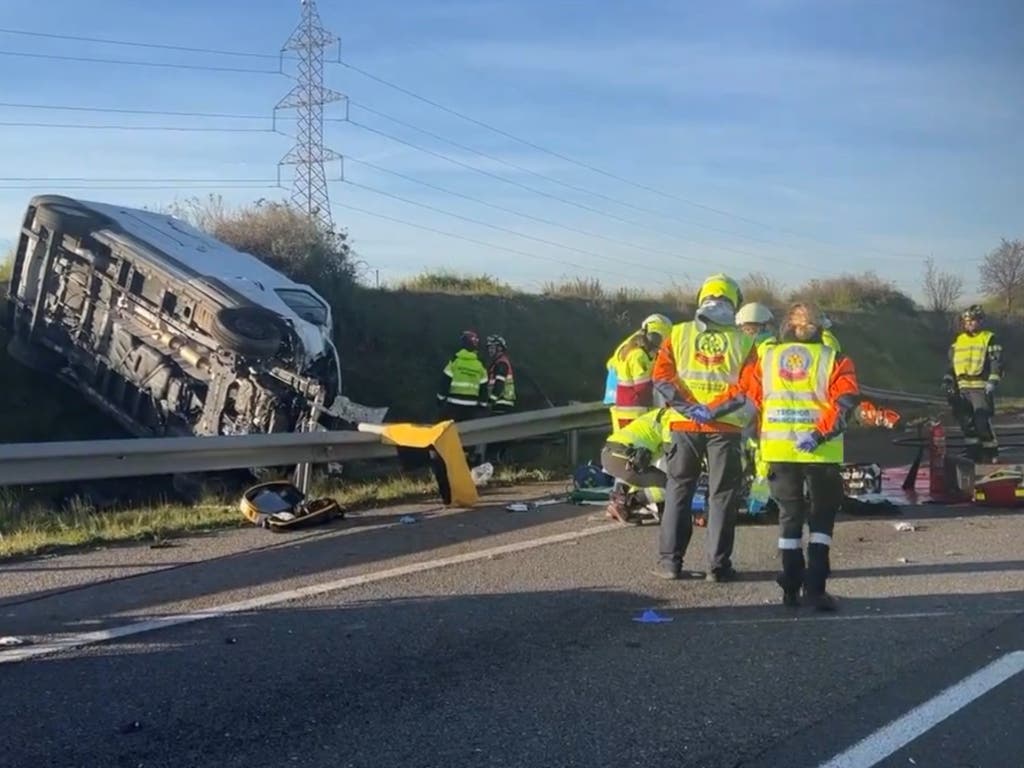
[0,0,1020,300]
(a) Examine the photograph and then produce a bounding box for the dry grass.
[394,270,515,295]
[0,466,557,560]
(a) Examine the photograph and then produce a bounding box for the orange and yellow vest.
[759,342,843,464]
[666,322,754,430]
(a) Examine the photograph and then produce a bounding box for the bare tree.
[979,238,1024,314]
[922,256,964,313]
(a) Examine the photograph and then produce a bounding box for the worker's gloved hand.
[685,404,714,423]
[795,432,820,453]
[941,375,956,396]
[627,446,653,472]
[985,381,997,395]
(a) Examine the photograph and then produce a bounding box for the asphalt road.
[1,430,1023,768]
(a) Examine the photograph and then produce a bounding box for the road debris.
[894,522,918,532]
[505,498,563,513]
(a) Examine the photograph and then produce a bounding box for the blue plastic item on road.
[633,609,673,624]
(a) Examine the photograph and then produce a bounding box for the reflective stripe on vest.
[667,322,753,428]
[759,342,843,463]
[444,350,488,405]
[489,354,516,407]
[607,408,669,456]
[952,330,992,384]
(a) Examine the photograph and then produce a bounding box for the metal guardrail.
[0,402,610,487]
[0,389,941,488]
[860,385,946,406]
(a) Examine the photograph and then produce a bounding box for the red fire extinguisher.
[928,420,946,500]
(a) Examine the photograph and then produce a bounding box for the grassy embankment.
[2,265,1018,557]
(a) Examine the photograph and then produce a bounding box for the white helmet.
[735,302,773,325]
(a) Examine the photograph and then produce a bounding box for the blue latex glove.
[985,381,996,395]
[685,404,714,423]
[795,433,819,452]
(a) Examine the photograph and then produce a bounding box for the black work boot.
[805,543,837,612]
[777,549,805,607]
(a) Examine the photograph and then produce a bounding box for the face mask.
[754,329,774,345]
[695,299,735,331]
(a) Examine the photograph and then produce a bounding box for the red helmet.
[460,330,480,349]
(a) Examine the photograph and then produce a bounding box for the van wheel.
[211,306,283,359]
[33,200,106,239]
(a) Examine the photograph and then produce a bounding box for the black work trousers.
[439,402,482,423]
[658,430,743,574]
[769,462,844,596]
[954,388,998,462]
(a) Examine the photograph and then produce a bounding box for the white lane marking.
[0,521,624,665]
[817,650,1024,768]
[687,609,1021,627]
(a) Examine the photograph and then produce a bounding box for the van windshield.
[275,289,329,326]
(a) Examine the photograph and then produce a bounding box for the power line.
[0,101,276,120]
[0,183,282,191]
[338,59,927,261]
[0,49,281,75]
[0,25,924,260]
[0,175,281,183]
[344,117,824,274]
[0,95,906,268]
[346,155,702,266]
[0,121,276,133]
[350,100,792,252]
[343,179,672,273]
[0,27,283,60]
[332,201,640,282]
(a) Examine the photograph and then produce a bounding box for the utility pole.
[275,0,344,232]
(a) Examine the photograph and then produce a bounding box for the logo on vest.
[695,331,728,366]
[778,346,812,382]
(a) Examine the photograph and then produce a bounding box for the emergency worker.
[436,330,489,422]
[600,407,670,524]
[651,274,755,581]
[485,334,516,414]
[943,305,1003,462]
[734,302,776,483]
[605,314,673,430]
[691,301,860,610]
[736,302,777,352]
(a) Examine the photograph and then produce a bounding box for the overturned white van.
[4,194,350,438]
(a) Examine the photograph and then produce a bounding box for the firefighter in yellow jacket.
[943,305,1003,462]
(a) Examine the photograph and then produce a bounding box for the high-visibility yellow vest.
[667,322,753,428]
[606,407,670,457]
[442,350,488,406]
[759,342,843,464]
[952,331,993,388]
